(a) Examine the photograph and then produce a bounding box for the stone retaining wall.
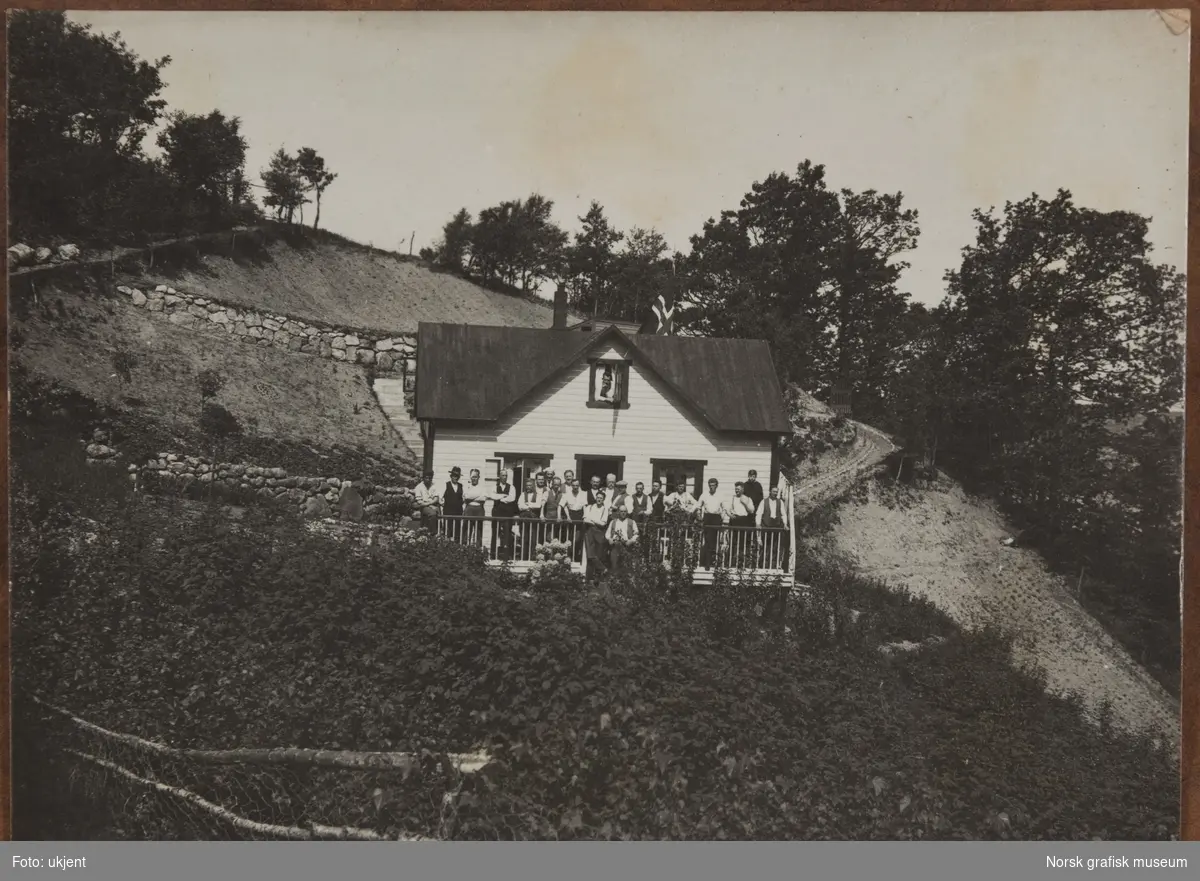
[87,434,416,522]
[116,283,417,377]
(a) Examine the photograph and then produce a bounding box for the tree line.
[8,11,338,246]
[427,172,1183,682]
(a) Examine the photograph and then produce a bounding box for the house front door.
[575,456,624,489]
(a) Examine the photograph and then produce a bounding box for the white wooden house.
[414,320,795,584]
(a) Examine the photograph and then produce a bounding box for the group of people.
[413,466,791,579]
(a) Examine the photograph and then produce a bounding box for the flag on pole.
[639,261,677,335]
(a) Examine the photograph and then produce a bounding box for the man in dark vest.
[490,470,519,561]
[442,466,465,541]
[755,485,791,570]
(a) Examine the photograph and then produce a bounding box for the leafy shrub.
[11,465,1179,841]
[198,403,242,438]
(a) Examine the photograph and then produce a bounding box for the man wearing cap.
[609,479,631,522]
[443,466,465,541]
[413,471,441,532]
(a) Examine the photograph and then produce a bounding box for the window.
[484,457,503,493]
[651,459,707,498]
[588,359,630,409]
[495,453,553,493]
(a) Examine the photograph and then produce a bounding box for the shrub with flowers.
[527,539,579,592]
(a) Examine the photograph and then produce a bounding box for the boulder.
[34,247,53,264]
[56,243,81,261]
[164,295,183,307]
[263,318,282,331]
[344,334,361,347]
[374,338,394,352]
[8,243,34,266]
[376,353,394,371]
[209,311,230,325]
[131,291,148,307]
[357,348,375,364]
[331,336,347,350]
[155,285,171,293]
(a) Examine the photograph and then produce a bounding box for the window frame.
[587,358,631,410]
[650,458,708,499]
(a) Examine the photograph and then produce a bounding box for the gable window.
[588,359,630,409]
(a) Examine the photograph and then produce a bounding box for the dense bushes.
[12,458,1178,840]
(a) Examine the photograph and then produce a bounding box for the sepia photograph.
[7,9,1188,841]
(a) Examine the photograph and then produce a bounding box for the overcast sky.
[72,10,1190,306]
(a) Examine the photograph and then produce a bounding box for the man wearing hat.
[413,470,441,532]
[443,466,465,541]
[609,478,631,523]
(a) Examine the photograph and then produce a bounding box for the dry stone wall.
[116,283,417,377]
[86,434,416,523]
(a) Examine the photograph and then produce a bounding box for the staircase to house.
[373,377,423,465]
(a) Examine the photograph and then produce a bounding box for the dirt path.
[793,422,895,516]
[819,475,1179,748]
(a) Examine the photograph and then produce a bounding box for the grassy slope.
[12,279,414,467]
[807,473,1179,746]
[139,230,560,335]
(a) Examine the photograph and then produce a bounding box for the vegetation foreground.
[12,443,1177,842]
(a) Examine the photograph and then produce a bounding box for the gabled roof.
[416,322,791,434]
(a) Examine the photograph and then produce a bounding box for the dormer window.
[588,359,630,409]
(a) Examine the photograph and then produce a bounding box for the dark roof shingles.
[416,323,790,434]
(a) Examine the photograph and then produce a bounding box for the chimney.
[552,285,568,329]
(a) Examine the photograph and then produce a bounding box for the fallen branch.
[66,749,417,841]
[33,696,490,772]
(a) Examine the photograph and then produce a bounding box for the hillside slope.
[130,229,561,335]
[810,473,1179,746]
[12,277,416,475]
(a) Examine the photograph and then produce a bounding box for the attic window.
[588,359,630,409]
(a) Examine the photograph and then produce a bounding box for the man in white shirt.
[728,481,758,567]
[697,478,729,569]
[462,468,489,546]
[561,477,589,562]
[605,505,640,575]
[665,481,698,516]
[583,488,611,580]
[413,471,441,532]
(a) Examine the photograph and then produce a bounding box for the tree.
[261,148,308,223]
[564,202,624,317]
[676,161,919,403]
[937,190,1184,580]
[469,194,568,292]
[295,147,338,230]
[423,208,474,271]
[8,11,171,240]
[157,110,249,222]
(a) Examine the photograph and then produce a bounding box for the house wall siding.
[431,340,773,494]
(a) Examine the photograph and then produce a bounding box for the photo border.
[0,0,1193,842]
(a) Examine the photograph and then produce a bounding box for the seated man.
[606,505,640,575]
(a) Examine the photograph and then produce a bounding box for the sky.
[72,10,1190,306]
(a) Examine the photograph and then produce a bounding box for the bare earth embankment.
[812,473,1179,747]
